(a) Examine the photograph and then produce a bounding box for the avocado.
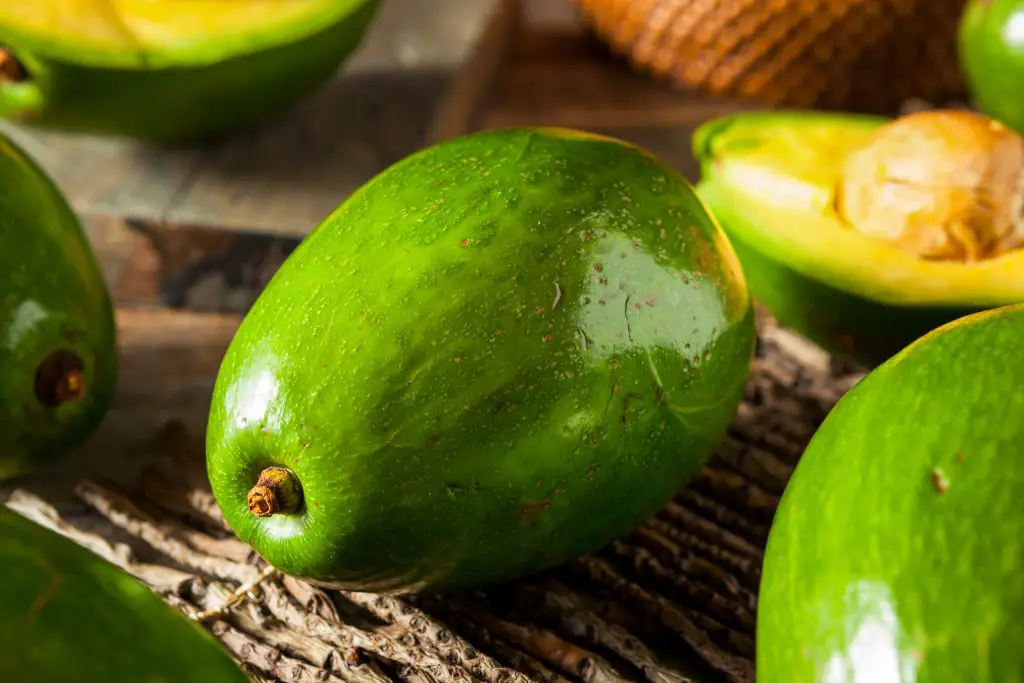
[959,0,1024,136]
[0,0,379,141]
[205,127,757,594]
[0,505,250,683]
[693,108,1024,367]
[756,303,1024,683]
[0,131,117,481]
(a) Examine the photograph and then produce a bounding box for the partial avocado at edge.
[0,504,250,683]
[0,0,380,141]
[0,130,117,480]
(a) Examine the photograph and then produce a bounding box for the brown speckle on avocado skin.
[931,467,950,494]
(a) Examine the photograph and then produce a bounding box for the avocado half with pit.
[693,108,1024,367]
[0,0,380,142]
[205,126,757,595]
[757,303,1024,682]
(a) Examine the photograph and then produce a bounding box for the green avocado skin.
[1,1,378,142]
[0,132,117,480]
[0,506,249,683]
[959,0,1024,135]
[206,127,756,594]
[717,207,985,367]
[757,304,1024,683]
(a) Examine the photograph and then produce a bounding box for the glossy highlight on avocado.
[0,131,117,480]
[959,0,1024,136]
[0,0,380,141]
[206,126,757,594]
[757,304,1024,683]
[0,505,250,683]
[693,109,1024,367]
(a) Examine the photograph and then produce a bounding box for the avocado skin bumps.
[757,304,1024,683]
[206,127,757,594]
[0,505,250,683]
[0,131,117,480]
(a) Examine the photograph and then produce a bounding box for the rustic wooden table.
[1,2,866,682]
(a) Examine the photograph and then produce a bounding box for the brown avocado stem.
[0,48,26,83]
[248,466,304,518]
[34,350,86,407]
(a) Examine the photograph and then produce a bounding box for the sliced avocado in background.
[959,0,1024,136]
[205,126,757,595]
[0,130,117,481]
[756,303,1024,682]
[0,0,380,141]
[693,109,1024,367]
[0,505,250,683]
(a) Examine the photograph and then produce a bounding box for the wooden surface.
[0,0,505,239]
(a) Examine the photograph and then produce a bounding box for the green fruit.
[693,109,1024,367]
[0,0,379,141]
[0,505,250,682]
[0,131,117,480]
[757,303,1024,683]
[206,127,757,594]
[959,0,1024,135]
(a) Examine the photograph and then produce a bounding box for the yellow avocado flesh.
[0,0,367,68]
[696,111,1024,307]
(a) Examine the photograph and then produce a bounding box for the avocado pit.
[837,109,1024,263]
[34,349,85,407]
[247,466,304,518]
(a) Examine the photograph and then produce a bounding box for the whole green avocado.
[0,505,250,683]
[959,0,1024,135]
[0,131,117,480]
[757,304,1024,683]
[0,0,379,141]
[206,127,757,594]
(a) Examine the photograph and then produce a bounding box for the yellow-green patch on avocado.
[0,0,371,68]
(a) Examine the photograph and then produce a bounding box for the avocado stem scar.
[34,350,86,407]
[248,466,304,517]
[0,48,25,83]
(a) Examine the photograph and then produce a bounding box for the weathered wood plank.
[0,0,505,238]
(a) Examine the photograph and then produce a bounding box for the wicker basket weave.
[571,0,969,112]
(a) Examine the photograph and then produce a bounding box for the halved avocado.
[693,109,1024,367]
[0,0,380,141]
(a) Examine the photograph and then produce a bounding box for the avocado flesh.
[757,303,1024,683]
[0,132,117,480]
[206,127,757,595]
[959,0,1024,137]
[0,505,250,683]
[0,0,379,141]
[694,110,1024,367]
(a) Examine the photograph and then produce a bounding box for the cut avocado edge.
[0,0,379,69]
[693,110,1024,309]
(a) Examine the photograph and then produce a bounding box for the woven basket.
[570,0,970,113]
